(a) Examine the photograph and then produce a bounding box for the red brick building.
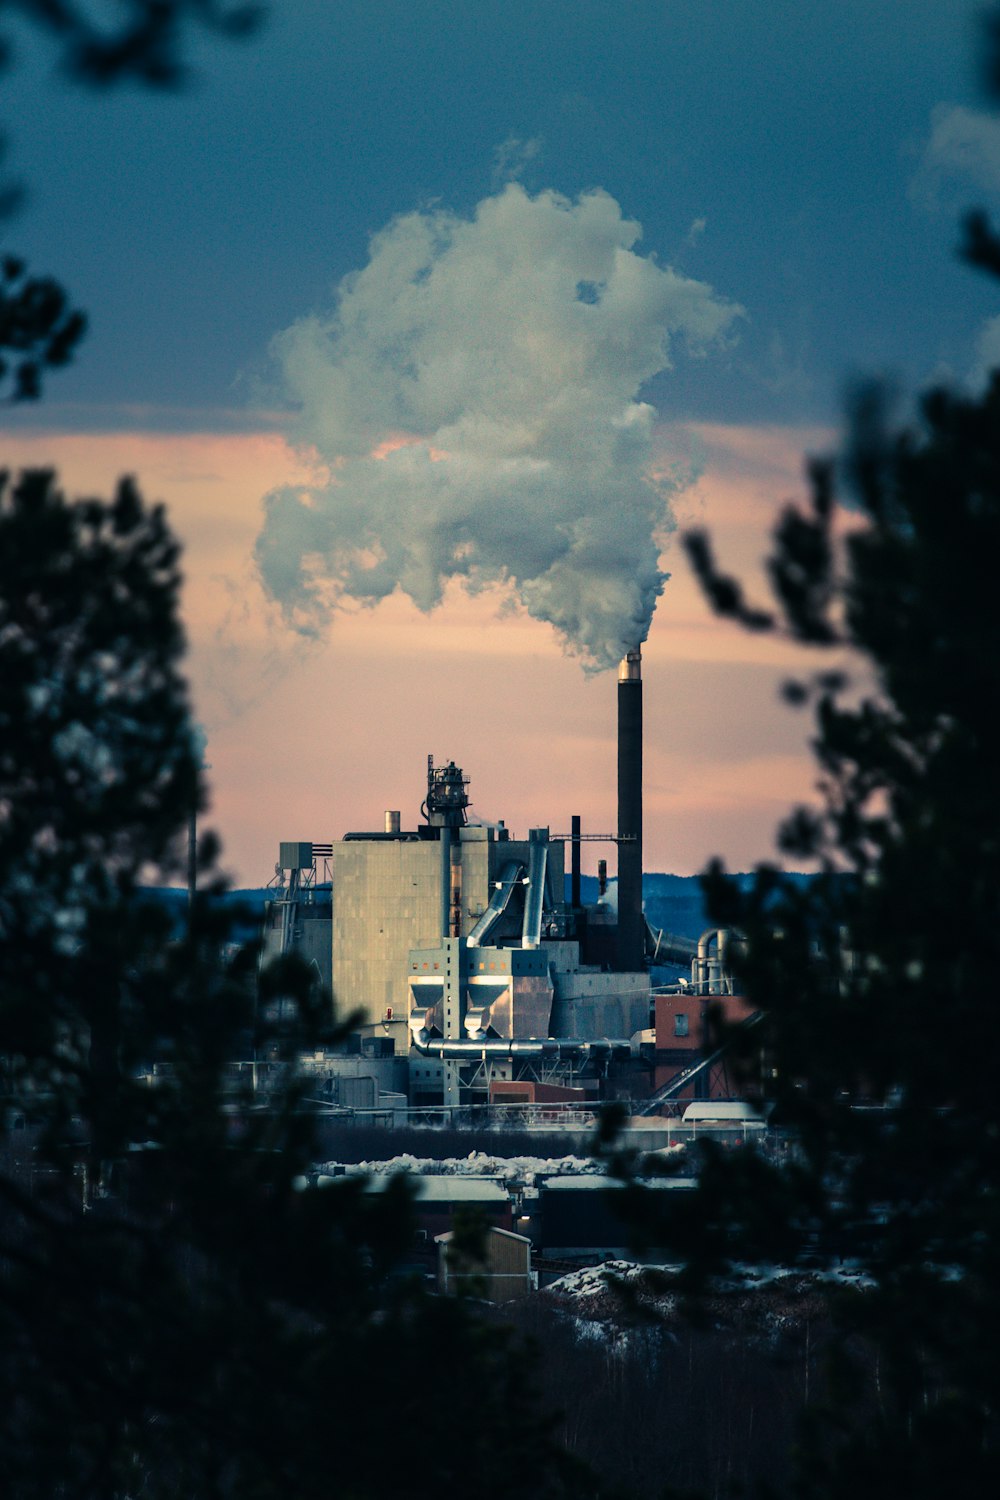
[653,991,759,1102]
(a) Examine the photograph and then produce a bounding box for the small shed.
[435,1226,534,1301]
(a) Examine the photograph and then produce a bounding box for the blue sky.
[3,0,996,432]
[2,2,998,882]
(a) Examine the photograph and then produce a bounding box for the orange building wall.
[653,993,759,1101]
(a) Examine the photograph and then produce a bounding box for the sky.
[1,1,997,884]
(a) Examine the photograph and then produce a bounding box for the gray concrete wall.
[331,838,491,1028]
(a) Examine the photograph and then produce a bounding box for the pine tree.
[670,196,1000,1500]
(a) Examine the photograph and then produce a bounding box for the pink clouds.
[0,420,846,884]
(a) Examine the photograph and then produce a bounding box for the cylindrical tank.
[384,809,401,834]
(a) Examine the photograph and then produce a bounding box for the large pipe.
[408,1009,637,1060]
[522,828,549,949]
[466,860,525,946]
[617,647,643,972]
[694,928,744,994]
[646,922,698,967]
[412,1038,636,1060]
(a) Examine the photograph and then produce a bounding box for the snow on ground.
[545,1260,660,1298]
[322,1142,685,1183]
[723,1261,876,1290]
[324,1151,607,1184]
[547,1260,874,1301]
[543,1259,876,1343]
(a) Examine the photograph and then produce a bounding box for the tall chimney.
[617,647,643,972]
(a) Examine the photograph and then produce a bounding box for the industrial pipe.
[645,921,699,967]
[521,828,549,949]
[409,1023,637,1062]
[466,861,525,946]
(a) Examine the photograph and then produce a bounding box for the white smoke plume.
[255,183,741,672]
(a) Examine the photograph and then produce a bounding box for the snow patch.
[325,1150,604,1185]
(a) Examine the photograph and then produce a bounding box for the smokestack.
[617,647,643,972]
[570,813,582,909]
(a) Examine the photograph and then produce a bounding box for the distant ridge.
[574,871,814,943]
[144,873,812,949]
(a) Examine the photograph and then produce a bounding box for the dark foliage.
[0,0,264,89]
[0,474,587,1499]
[502,1285,833,1500]
[649,18,1000,1483]
[0,256,86,399]
[0,468,198,1145]
[663,294,1000,1497]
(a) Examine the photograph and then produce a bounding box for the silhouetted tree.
[663,23,1000,1480]
[0,16,587,1493]
[679,366,1000,1493]
[0,1,263,89]
[0,470,585,1499]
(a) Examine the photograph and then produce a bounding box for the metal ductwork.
[645,921,698,968]
[466,861,525,946]
[521,828,549,950]
[617,647,643,972]
[408,1007,637,1061]
[694,927,746,994]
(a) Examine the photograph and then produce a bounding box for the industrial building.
[262,648,755,1111]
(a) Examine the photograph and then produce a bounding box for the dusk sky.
[2,1,996,885]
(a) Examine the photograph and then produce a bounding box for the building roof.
[681,1101,766,1122]
[364,1175,510,1203]
[434,1227,531,1245]
[539,1175,697,1192]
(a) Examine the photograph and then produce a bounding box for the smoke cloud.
[255,183,741,672]
[912,104,1000,207]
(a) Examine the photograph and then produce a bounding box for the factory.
[262,648,752,1111]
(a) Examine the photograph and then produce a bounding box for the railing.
[650,977,737,997]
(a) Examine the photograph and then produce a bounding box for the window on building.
[675,1013,689,1038]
